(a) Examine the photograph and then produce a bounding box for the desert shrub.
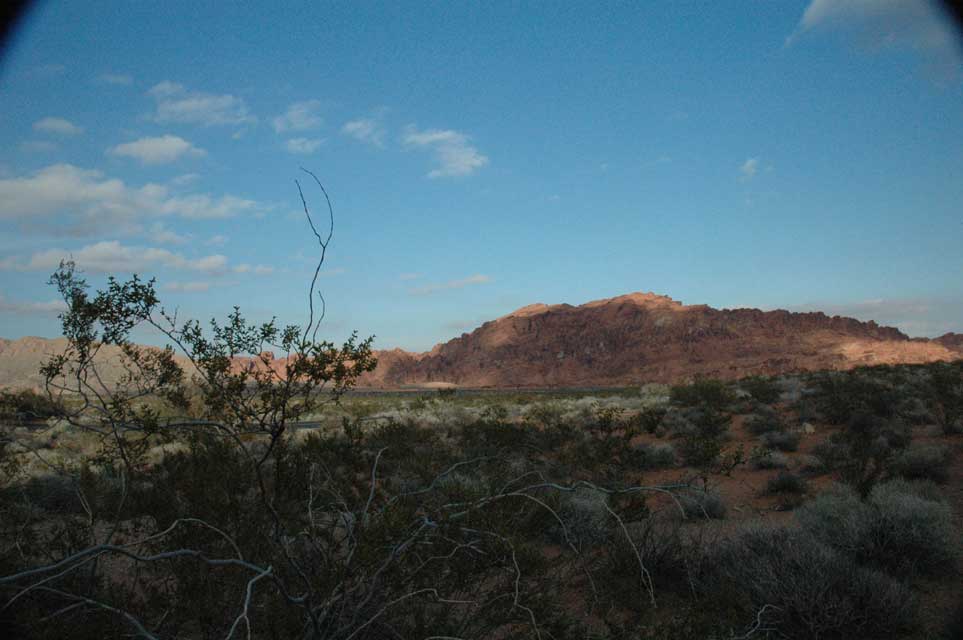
[549,487,611,549]
[766,471,808,495]
[928,362,963,433]
[816,411,910,497]
[669,378,734,411]
[760,429,801,452]
[797,481,956,576]
[796,454,827,475]
[662,408,697,438]
[0,389,63,422]
[3,473,81,514]
[897,396,936,425]
[749,447,789,470]
[700,524,915,639]
[679,490,726,520]
[744,406,784,435]
[636,406,667,434]
[523,401,566,429]
[636,442,676,469]
[740,375,782,404]
[891,442,951,483]
[810,371,897,425]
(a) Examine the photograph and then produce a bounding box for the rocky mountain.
[3,292,962,390]
[359,292,963,388]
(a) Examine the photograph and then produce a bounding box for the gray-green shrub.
[760,430,801,452]
[700,524,915,639]
[891,443,951,483]
[797,481,955,576]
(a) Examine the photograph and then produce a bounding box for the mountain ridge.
[2,292,961,389]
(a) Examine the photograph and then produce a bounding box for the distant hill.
[3,292,961,390]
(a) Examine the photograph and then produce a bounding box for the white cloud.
[162,281,211,293]
[409,274,491,296]
[33,117,84,136]
[402,126,488,178]
[0,164,260,235]
[96,73,133,85]
[206,234,228,246]
[272,100,323,133]
[108,135,206,165]
[147,81,256,126]
[3,240,228,275]
[398,272,422,281]
[148,222,189,245]
[342,117,386,147]
[740,157,759,180]
[788,0,961,77]
[0,294,67,314]
[233,264,275,275]
[285,137,324,154]
[20,141,58,153]
[170,173,200,187]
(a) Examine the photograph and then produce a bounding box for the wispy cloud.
[0,164,260,236]
[147,81,256,126]
[233,263,275,275]
[2,240,229,275]
[272,100,323,133]
[20,141,58,153]
[96,73,133,86]
[0,294,67,314]
[33,117,84,136]
[781,296,963,338]
[398,272,422,281]
[170,173,200,187]
[342,116,386,147]
[402,126,488,178]
[740,157,759,180]
[108,135,206,165]
[409,274,491,296]
[162,281,212,293]
[147,222,189,245]
[206,234,228,247]
[284,137,324,154]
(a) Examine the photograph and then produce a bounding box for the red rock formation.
[358,292,961,388]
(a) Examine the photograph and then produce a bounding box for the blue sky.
[0,0,961,351]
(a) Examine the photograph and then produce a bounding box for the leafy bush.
[797,481,956,576]
[815,411,910,497]
[811,370,898,425]
[766,471,808,495]
[700,524,915,639]
[891,443,951,483]
[760,430,801,452]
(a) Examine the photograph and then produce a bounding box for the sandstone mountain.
[2,292,961,390]
[358,292,963,388]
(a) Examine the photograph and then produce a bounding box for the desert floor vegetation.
[0,249,961,638]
